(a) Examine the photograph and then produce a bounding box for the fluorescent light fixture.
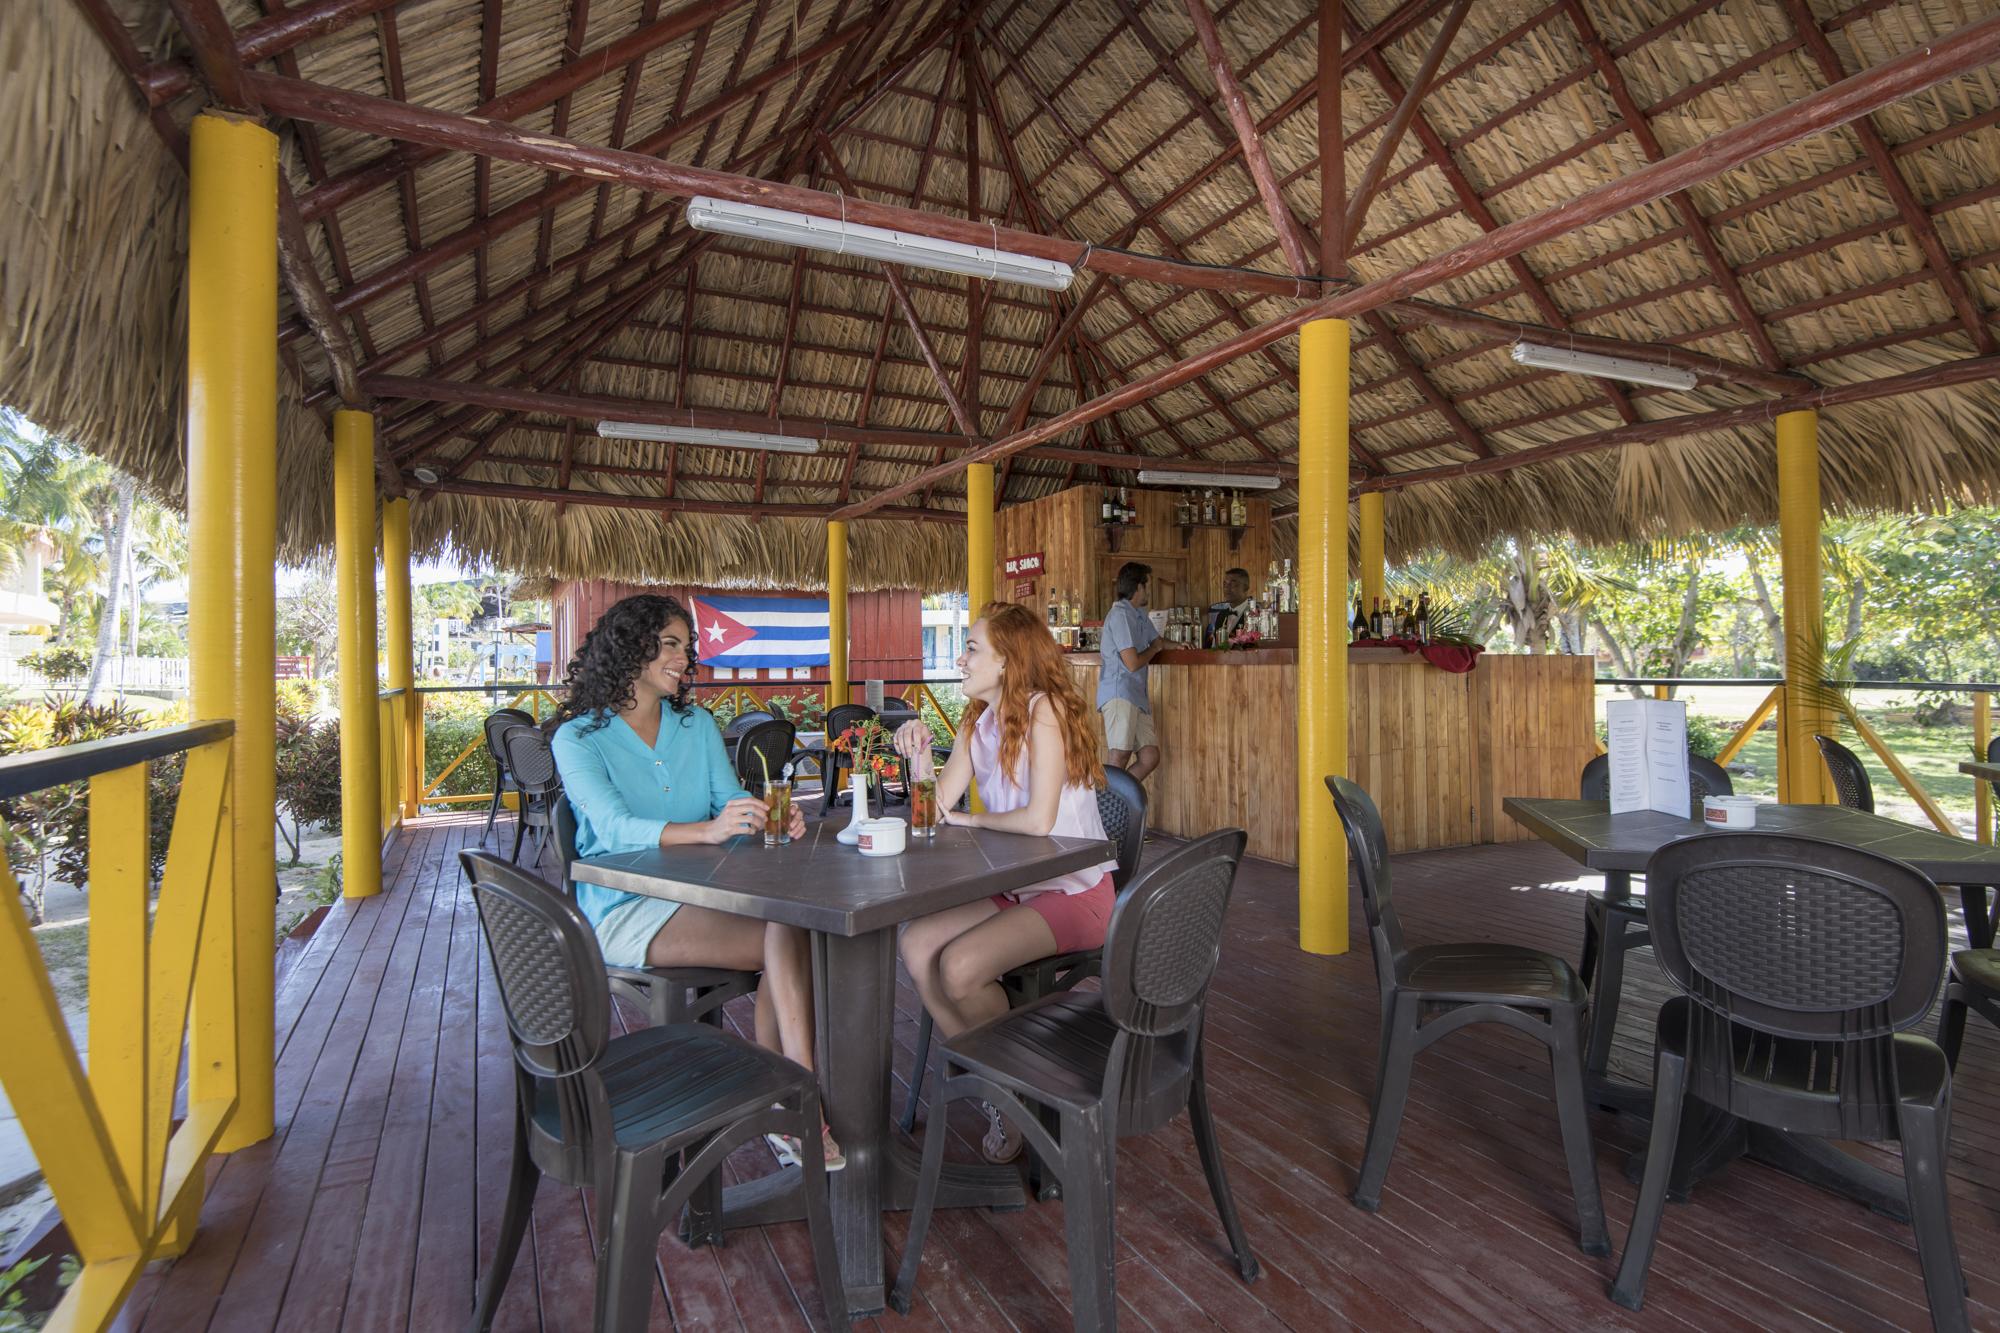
[596,421,821,454]
[685,196,1075,292]
[411,465,441,485]
[1509,342,1698,391]
[1135,470,1282,490]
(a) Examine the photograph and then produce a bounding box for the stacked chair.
[479,707,533,846]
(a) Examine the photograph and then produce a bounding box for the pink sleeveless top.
[967,695,1117,898]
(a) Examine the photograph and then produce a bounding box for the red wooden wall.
[550,580,923,689]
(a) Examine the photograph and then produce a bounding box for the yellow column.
[1976,692,1991,845]
[187,111,276,1149]
[382,498,418,818]
[1298,319,1350,955]
[1778,408,1831,805]
[334,411,383,896]
[1357,491,1385,612]
[827,520,850,708]
[966,463,995,613]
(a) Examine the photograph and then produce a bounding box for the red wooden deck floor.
[118,811,2000,1331]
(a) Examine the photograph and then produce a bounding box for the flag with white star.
[687,595,832,668]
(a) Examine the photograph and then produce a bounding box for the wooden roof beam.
[1779,0,1994,355]
[140,0,404,105]
[1362,352,2000,492]
[429,477,965,523]
[1345,0,1473,246]
[829,8,2000,517]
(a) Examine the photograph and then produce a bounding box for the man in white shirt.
[1206,567,1255,648]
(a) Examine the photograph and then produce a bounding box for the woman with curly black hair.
[551,593,840,1167]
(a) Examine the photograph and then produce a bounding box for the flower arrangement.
[830,719,900,782]
[1225,626,1263,651]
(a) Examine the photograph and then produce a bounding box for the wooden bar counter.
[1064,648,1596,864]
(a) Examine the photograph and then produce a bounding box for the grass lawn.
[1594,683,1993,838]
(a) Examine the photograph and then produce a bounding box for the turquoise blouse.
[551,703,751,927]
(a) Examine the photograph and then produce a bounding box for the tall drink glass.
[911,778,940,838]
[763,779,792,846]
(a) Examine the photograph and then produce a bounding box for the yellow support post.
[87,764,151,1222]
[1654,684,1670,701]
[1977,691,1992,845]
[827,519,850,708]
[1298,318,1350,955]
[1777,409,1832,806]
[187,111,275,1149]
[383,497,418,818]
[967,463,995,613]
[1357,491,1385,613]
[334,410,383,897]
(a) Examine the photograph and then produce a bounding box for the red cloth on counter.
[1353,637,1485,673]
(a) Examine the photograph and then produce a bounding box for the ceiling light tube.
[685,196,1075,291]
[1509,342,1698,391]
[596,421,822,453]
[1135,470,1283,490]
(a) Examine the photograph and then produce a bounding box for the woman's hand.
[942,807,979,828]
[704,796,767,843]
[892,719,937,780]
[787,801,807,839]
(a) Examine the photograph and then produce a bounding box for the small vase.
[837,771,872,845]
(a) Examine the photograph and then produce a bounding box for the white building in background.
[0,532,60,635]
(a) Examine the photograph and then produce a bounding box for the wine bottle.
[1415,590,1431,643]
[1352,595,1368,641]
[1101,491,1113,524]
[1229,489,1246,526]
[1369,597,1383,639]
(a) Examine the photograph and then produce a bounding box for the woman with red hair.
[892,601,1118,1162]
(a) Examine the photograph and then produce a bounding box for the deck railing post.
[186,110,276,1149]
[334,409,383,897]
[828,519,850,708]
[1977,691,1992,845]
[1298,317,1350,955]
[1777,409,1832,805]
[383,496,419,817]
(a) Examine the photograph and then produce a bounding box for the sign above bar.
[1004,551,1044,576]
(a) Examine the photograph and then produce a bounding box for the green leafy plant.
[421,691,499,803]
[17,645,90,680]
[275,711,343,863]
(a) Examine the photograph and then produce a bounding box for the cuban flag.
[689,595,831,669]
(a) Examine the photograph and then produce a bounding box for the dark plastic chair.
[722,708,776,738]
[480,707,533,846]
[550,796,759,1031]
[1610,833,1964,1329]
[732,717,797,791]
[1937,741,2000,1073]
[898,767,1148,1138]
[499,723,561,868]
[1329,775,1608,1255]
[888,830,1260,1331]
[804,703,879,815]
[1815,733,1876,813]
[1577,751,1735,1079]
[458,851,849,1333]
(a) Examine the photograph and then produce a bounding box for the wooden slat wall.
[995,485,1275,622]
[1066,653,1595,863]
[550,579,922,682]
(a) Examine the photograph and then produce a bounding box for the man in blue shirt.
[1098,560,1164,782]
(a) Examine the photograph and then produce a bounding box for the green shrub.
[422,691,499,803]
[1685,713,1729,761]
[275,711,343,862]
[20,645,91,680]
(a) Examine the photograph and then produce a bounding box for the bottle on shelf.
[1046,595,1060,634]
[1202,490,1217,525]
[1229,489,1246,527]
[1281,558,1295,614]
[1368,597,1383,639]
[1352,594,1368,641]
[1415,589,1431,644]
[1119,486,1134,524]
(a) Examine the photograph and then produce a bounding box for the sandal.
[766,1125,847,1173]
[980,1101,1024,1165]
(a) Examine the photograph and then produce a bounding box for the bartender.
[1205,567,1255,648]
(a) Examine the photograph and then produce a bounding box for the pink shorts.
[990,874,1115,955]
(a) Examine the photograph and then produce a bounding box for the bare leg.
[933,907,1060,1038]
[1105,748,1133,772]
[642,904,775,1050]
[762,922,816,1071]
[1124,744,1161,784]
[900,899,1001,1036]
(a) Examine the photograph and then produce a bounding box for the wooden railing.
[1596,676,1995,844]
[377,689,405,836]
[0,721,239,1327]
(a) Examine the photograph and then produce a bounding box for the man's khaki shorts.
[1100,698,1158,752]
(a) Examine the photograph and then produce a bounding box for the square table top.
[573,817,1113,936]
[1962,760,2000,786]
[1501,797,2000,886]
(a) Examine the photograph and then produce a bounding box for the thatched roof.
[7,0,2000,588]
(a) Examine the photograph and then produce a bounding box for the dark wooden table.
[1962,760,2000,786]
[574,816,1113,1315]
[1503,796,2000,1220]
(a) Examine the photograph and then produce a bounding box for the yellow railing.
[377,690,403,837]
[0,721,238,1328]
[416,687,563,807]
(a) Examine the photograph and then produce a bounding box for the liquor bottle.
[1176,492,1190,526]
[1047,596,1059,632]
[1392,599,1408,639]
[1369,597,1383,639]
[1352,594,1368,641]
[1281,558,1295,614]
[1415,590,1431,643]
[1119,486,1133,524]
[1202,490,1216,524]
[1229,489,1246,527]
[1101,491,1114,524]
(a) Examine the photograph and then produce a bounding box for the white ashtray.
[1702,795,1759,829]
[857,818,907,857]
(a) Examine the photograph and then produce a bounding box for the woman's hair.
[962,601,1105,790]
[554,594,697,731]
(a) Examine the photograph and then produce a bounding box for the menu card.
[1604,697,1692,817]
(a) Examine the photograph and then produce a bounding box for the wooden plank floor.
[117,812,2000,1331]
